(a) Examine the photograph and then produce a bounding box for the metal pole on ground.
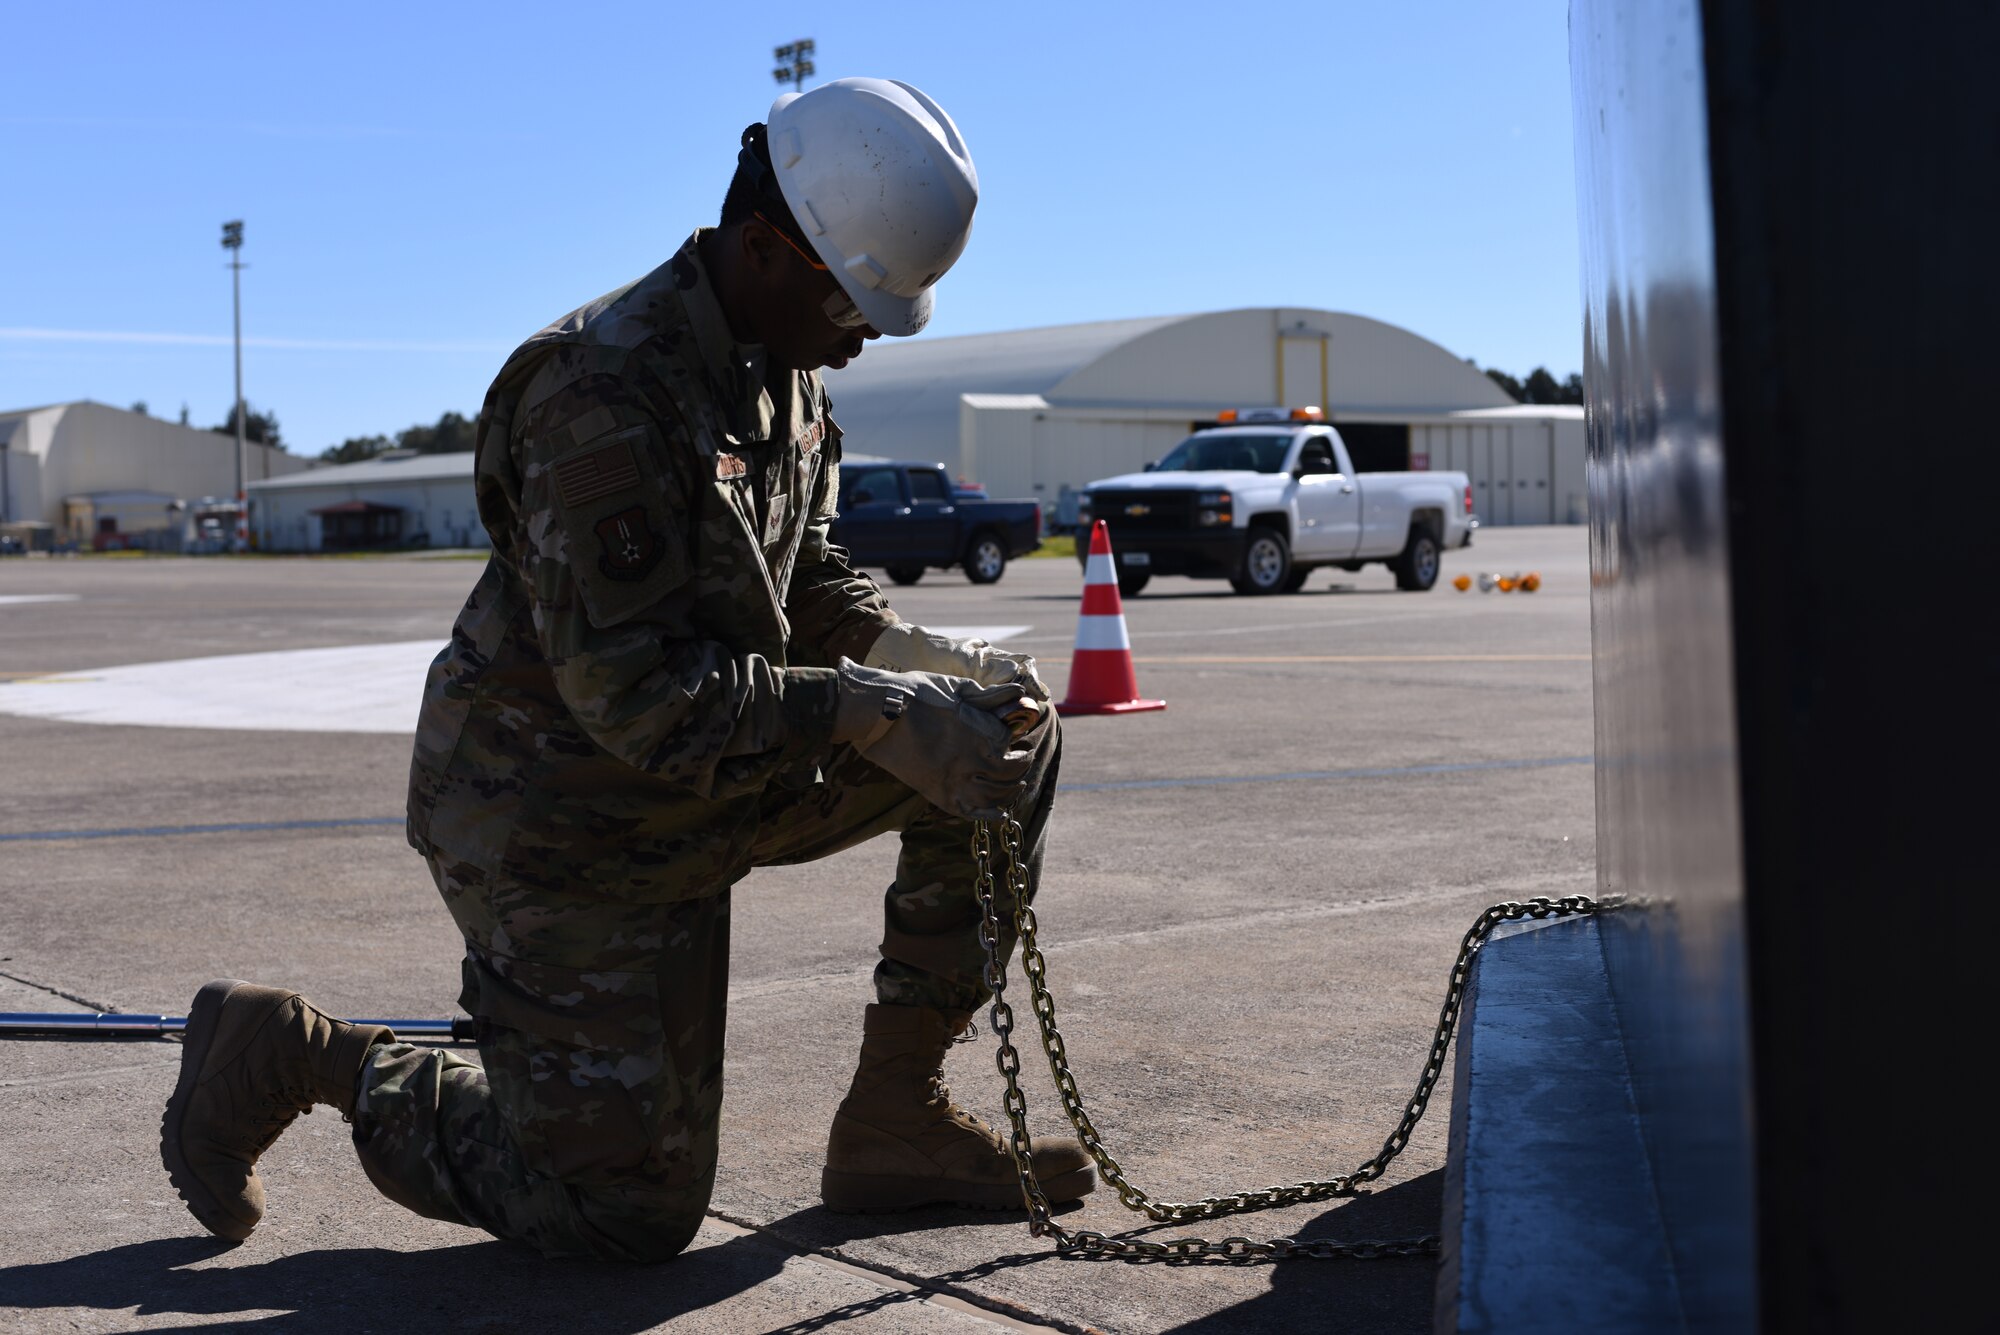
[0,1012,478,1042]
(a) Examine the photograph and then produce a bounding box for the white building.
[248,450,481,553]
[0,400,314,547]
[824,307,1587,526]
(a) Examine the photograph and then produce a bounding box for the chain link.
[973,812,1601,1262]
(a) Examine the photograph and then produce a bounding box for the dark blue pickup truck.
[832,459,1042,585]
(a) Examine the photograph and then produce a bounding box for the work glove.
[831,658,1035,820]
[864,622,1051,704]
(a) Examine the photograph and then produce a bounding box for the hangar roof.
[821,307,1514,462]
[249,451,472,490]
[1445,404,1585,421]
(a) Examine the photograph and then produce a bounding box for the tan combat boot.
[160,979,393,1241]
[821,1004,1096,1213]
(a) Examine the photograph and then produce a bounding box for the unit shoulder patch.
[593,506,662,582]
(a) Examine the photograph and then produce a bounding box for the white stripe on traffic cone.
[1058,521,1166,716]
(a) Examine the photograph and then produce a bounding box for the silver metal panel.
[1573,0,1756,1326]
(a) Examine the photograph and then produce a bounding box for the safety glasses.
[820,286,871,331]
[755,211,873,331]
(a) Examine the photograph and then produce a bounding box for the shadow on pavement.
[749,1193,1085,1254]
[0,1203,1079,1335]
[0,1181,1437,1333]
[1160,1169,1445,1334]
[0,1229,791,1334]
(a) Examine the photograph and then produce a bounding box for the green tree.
[397,411,477,455]
[212,403,282,447]
[1521,367,1564,403]
[318,411,478,464]
[1478,365,1585,406]
[321,433,393,464]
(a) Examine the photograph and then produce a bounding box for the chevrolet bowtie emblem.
[1124,503,1151,517]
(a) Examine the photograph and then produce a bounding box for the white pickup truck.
[1077,412,1476,595]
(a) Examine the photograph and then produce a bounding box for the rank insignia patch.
[594,506,661,581]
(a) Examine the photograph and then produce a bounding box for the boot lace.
[928,1020,978,1107]
[245,1082,315,1155]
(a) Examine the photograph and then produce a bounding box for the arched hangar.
[823,307,1584,526]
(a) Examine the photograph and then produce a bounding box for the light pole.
[772,40,815,93]
[220,219,246,551]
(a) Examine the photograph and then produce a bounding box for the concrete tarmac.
[0,528,1594,1333]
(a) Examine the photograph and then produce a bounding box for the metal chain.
[972,813,1601,1261]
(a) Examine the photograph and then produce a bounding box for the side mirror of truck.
[1142,461,1157,472]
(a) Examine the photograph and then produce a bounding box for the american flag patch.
[553,437,642,507]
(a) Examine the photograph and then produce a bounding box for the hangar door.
[1035,417,1165,495]
[1278,335,1328,409]
[1416,422,1555,525]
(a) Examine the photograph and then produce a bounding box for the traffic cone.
[1059,521,1166,716]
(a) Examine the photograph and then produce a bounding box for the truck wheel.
[1117,569,1151,597]
[963,533,1007,584]
[885,564,926,586]
[1231,528,1291,595]
[1281,567,1311,593]
[1391,527,1442,591]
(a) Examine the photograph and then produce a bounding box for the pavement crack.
[727,876,1593,1005]
[0,965,119,1013]
[703,1204,1105,1334]
[1,1058,180,1090]
[1034,876,1593,956]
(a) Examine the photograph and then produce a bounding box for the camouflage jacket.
[407,230,897,900]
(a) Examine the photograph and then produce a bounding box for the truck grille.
[1088,489,1197,533]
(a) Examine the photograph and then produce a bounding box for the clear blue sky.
[0,1,1581,458]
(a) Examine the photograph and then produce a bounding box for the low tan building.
[0,400,313,548]
[248,450,482,553]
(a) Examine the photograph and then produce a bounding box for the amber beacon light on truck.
[1214,406,1325,424]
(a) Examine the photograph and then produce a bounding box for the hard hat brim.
[841,280,932,339]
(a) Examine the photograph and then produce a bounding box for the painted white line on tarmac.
[0,641,443,733]
[1006,609,1445,646]
[0,626,1031,734]
[0,594,80,606]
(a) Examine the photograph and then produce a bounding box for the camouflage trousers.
[350,721,1060,1262]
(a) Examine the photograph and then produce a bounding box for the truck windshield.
[1155,433,1293,473]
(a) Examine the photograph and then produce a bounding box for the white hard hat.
[767,77,978,337]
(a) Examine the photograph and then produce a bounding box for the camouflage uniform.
[349,230,1060,1262]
